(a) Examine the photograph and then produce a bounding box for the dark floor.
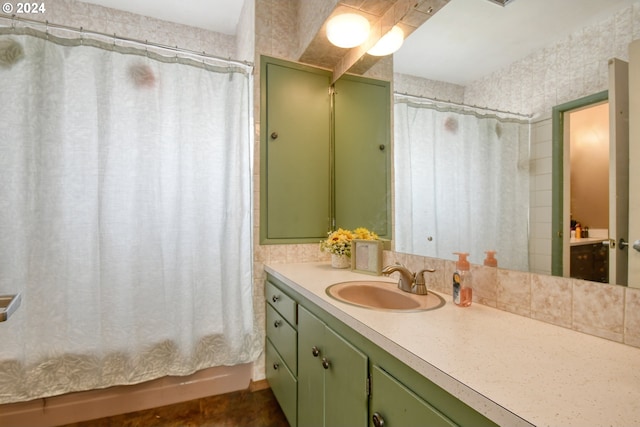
[58,388,289,427]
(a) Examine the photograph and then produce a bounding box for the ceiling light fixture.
[326,13,371,48]
[367,26,404,56]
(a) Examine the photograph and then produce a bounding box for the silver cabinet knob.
[273,320,281,328]
[372,412,385,427]
[311,346,320,357]
[321,357,330,369]
[272,295,279,303]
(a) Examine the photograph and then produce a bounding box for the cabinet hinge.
[366,376,371,397]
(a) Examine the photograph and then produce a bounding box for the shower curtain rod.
[0,13,253,69]
[394,91,533,119]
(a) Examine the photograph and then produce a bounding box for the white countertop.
[570,237,608,246]
[265,262,640,427]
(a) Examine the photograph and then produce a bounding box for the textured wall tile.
[572,279,624,342]
[463,4,639,117]
[530,274,572,328]
[473,265,497,308]
[424,257,448,295]
[497,269,531,316]
[624,287,640,348]
[393,73,464,103]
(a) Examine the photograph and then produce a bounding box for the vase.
[331,254,350,269]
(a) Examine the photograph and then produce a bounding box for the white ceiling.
[81,0,639,85]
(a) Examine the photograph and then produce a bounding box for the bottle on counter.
[484,250,498,267]
[575,224,582,239]
[452,252,472,307]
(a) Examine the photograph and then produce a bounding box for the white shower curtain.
[0,31,260,403]
[394,97,530,271]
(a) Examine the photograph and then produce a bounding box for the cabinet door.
[298,306,326,427]
[324,326,368,427]
[370,365,456,427]
[298,305,369,427]
[261,57,331,243]
[570,245,593,280]
[334,76,391,238]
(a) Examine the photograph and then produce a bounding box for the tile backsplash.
[380,250,640,349]
[255,245,640,351]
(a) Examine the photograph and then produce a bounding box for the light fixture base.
[486,0,517,6]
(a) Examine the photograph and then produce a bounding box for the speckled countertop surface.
[265,262,640,427]
[570,237,608,246]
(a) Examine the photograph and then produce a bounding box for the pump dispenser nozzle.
[453,252,470,270]
[484,251,498,267]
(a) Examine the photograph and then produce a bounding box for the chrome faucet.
[381,264,435,295]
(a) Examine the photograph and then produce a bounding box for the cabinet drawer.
[266,303,297,374]
[370,365,456,427]
[266,340,297,427]
[266,280,296,326]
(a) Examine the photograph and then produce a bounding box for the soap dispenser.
[484,251,498,267]
[452,252,472,307]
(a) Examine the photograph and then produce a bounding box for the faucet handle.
[412,269,435,295]
[414,268,435,285]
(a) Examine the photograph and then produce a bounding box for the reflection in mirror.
[565,101,611,283]
[394,95,531,270]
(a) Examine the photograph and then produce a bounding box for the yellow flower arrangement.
[320,227,379,257]
[353,227,379,241]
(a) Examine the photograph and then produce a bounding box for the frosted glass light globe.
[367,26,404,56]
[326,13,371,49]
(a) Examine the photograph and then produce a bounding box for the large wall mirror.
[391,0,639,288]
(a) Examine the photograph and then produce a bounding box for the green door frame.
[551,90,608,276]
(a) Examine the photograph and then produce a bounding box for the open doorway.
[564,101,610,282]
[551,91,609,281]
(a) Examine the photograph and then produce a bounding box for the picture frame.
[351,239,383,275]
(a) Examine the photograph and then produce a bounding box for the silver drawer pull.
[273,363,279,370]
[272,295,280,303]
[273,320,282,328]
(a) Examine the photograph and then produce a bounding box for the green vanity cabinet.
[369,365,457,427]
[265,281,298,426]
[265,274,497,427]
[298,305,369,427]
[260,56,391,244]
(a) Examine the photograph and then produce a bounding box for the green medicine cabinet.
[259,56,391,244]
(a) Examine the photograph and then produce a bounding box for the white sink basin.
[326,281,445,312]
